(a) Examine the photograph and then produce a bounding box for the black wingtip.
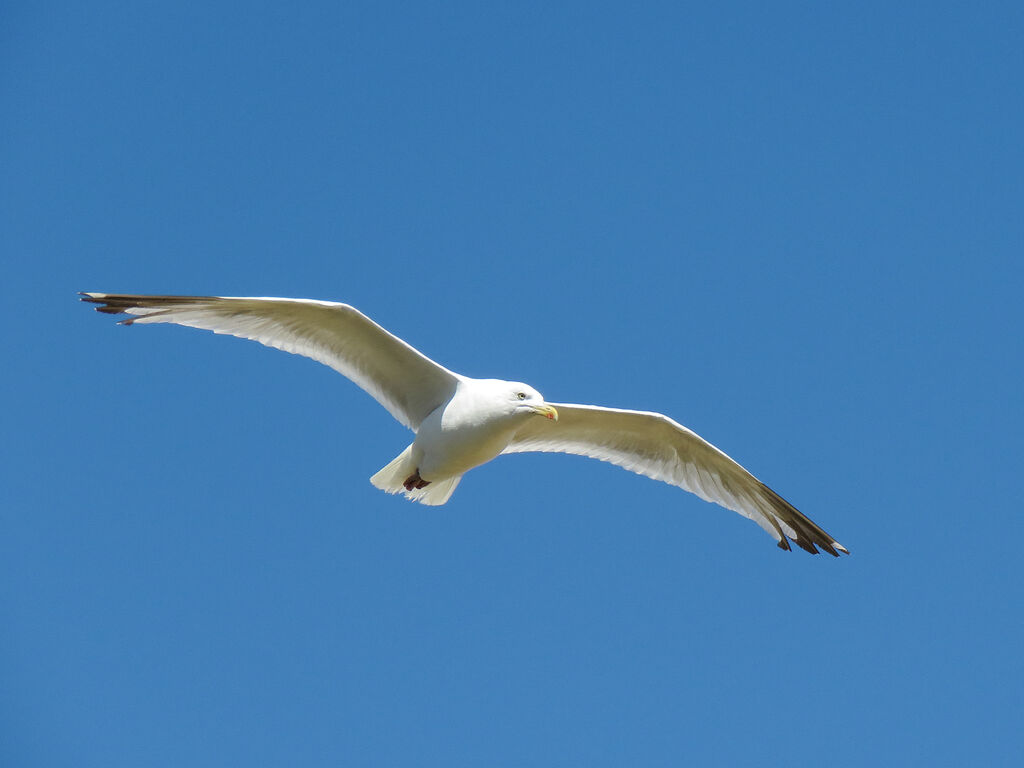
[79,292,143,316]
[79,292,119,313]
[777,537,850,556]
[757,482,848,558]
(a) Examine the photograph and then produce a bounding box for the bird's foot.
[403,470,431,491]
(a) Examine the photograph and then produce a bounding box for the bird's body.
[81,292,848,556]
[374,378,555,504]
[412,379,542,480]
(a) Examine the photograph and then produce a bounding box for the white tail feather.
[370,445,416,493]
[403,475,462,506]
[370,445,462,506]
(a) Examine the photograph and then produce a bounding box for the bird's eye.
[517,392,527,400]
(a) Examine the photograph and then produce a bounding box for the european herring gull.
[81,293,848,556]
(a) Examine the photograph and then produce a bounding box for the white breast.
[413,379,521,480]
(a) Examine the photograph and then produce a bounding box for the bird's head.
[505,382,558,421]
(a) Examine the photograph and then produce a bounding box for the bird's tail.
[370,445,462,506]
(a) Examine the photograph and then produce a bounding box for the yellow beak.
[530,404,559,421]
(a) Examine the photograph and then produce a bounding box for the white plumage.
[81,293,847,556]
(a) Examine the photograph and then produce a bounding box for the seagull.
[81,293,848,556]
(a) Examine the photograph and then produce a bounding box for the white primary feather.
[83,294,458,430]
[504,404,847,555]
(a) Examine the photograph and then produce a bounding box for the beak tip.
[529,404,558,421]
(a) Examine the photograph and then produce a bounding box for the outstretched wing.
[81,293,460,430]
[504,403,847,555]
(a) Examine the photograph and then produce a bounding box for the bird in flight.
[81,293,847,556]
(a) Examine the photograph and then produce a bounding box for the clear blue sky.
[3,1,1022,765]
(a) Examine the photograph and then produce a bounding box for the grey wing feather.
[504,403,847,555]
[81,293,459,430]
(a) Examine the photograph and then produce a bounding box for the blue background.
[3,2,1022,765]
